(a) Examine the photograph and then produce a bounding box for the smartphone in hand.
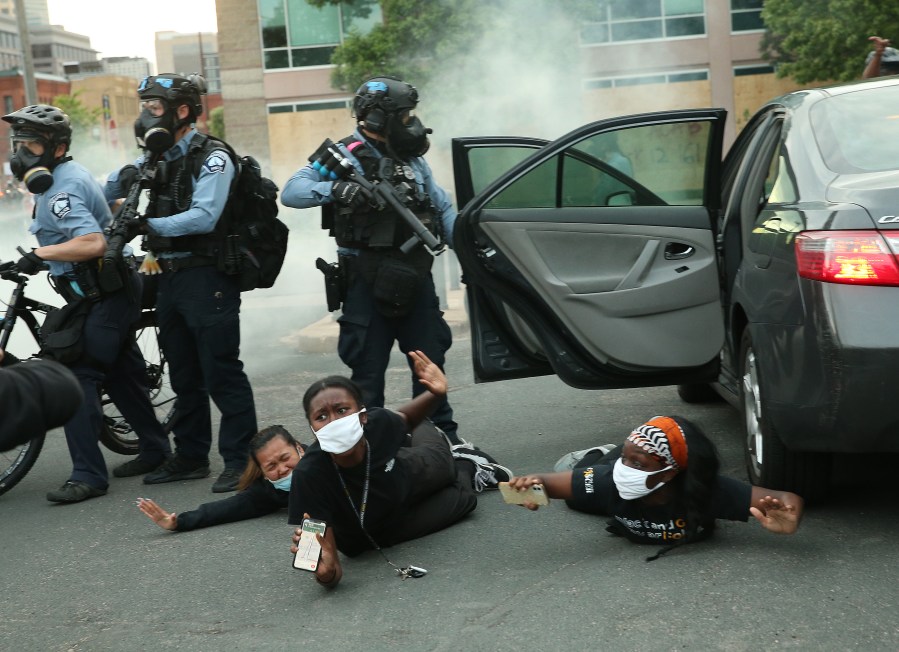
[293,518,327,571]
[498,482,549,507]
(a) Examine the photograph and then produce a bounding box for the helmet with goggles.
[353,76,420,134]
[137,73,207,118]
[2,104,72,146]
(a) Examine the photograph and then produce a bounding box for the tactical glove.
[332,181,373,208]
[117,165,139,193]
[15,248,45,275]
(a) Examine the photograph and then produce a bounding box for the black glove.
[125,218,149,241]
[15,248,45,275]
[117,165,139,193]
[331,181,373,208]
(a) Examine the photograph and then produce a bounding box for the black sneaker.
[112,456,168,478]
[47,481,107,503]
[143,455,210,485]
[212,468,242,493]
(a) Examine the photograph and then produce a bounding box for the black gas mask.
[134,103,176,154]
[386,114,432,158]
[9,137,56,194]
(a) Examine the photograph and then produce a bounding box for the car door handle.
[664,243,695,260]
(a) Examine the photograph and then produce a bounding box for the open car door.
[452,109,727,389]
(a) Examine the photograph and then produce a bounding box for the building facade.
[155,31,221,92]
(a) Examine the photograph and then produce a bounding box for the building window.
[731,0,764,32]
[4,95,12,113]
[585,69,708,89]
[734,64,774,76]
[259,0,381,71]
[267,100,350,114]
[581,0,705,45]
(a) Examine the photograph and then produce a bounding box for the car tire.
[739,329,830,501]
[676,383,722,403]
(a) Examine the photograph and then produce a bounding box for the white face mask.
[612,457,673,500]
[314,409,366,454]
[267,471,293,491]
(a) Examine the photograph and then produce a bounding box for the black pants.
[156,266,257,469]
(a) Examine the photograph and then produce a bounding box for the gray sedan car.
[451,77,899,500]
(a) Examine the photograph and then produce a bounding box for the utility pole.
[13,0,38,104]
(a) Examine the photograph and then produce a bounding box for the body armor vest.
[325,136,441,252]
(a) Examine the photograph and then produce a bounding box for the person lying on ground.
[506,415,803,561]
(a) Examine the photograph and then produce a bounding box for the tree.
[51,92,101,134]
[761,0,899,83]
[208,106,225,141]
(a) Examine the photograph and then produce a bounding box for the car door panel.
[454,109,727,387]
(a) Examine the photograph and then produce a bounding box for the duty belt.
[156,255,217,273]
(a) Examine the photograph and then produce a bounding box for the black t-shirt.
[567,461,751,544]
[287,408,411,557]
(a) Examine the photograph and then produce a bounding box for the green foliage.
[762,0,899,82]
[51,92,101,133]
[208,106,226,140]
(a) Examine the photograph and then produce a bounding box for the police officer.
[3,104,171,503]
[105,74,257,493]
[281,75,462,444]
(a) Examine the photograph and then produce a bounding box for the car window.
[467,146,543,203]
[485,120,713,210]
[810,85,899,173]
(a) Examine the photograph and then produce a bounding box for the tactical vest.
[143,134,223,256]
[323,136,441,252]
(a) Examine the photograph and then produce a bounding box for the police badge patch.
[203,152,227,174]
[49,192,72,219]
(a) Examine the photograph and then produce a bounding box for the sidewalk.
[281,287,469,354]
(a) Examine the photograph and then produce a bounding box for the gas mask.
[387,115,432,158]
[134,106,176,154]
[9,141,55,194]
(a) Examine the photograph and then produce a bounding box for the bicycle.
[0,260,175,496]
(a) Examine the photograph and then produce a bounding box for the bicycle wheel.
[0,434,45,497]
[99,310,175,455]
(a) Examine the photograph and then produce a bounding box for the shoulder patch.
[49,192,71,219]
[203,151,228,174]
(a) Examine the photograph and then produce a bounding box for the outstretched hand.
[291,513,342,587]
[408,350,447,397]
[869,35,891,53]
[137,497,178,531]
[508,474,546,511]
[749,495,801,534]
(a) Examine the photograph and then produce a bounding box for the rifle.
[310,139,445,255]
[98,157,159,293]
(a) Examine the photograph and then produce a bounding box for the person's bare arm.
[863,36,890,78]
[395,350,447,430]
[34,232,106,262]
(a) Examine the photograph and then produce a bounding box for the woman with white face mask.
[506,416,804,561]
[137,425,305,532]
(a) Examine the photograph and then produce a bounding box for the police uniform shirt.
[287,408,412,557]
[280,128,457,247]
[104,128,234,240]
[566,461,751,544]
[29,160,113,278]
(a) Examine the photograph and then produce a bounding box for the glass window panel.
[664,0,703,15]
[288,1,340,46]
[585,79,614,89]
[465,147,541,199]
[562,142,637,208]
[264,49,289,69]
[268,105,293,114]
[295,100,348,112]
[580,23,609,44]
[669,71,708,82]
[342,0,382,35]
[612,19,663,41]
[731,0,762,10]
[475,151,556,209]
[259,0,287,48]
[610,0,661,20]
[734,65,774,76]
[666,16,705,36]
[291,46,336,67]
[731,11,763,31]
[614,75,665,87]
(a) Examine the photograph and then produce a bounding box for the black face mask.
[134,107,175,154]
[10,145,54,194]
[387,115,432,158]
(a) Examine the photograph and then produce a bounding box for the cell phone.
[498,482,549,507]
[293,518,327,572]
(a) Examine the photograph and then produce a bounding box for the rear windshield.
[810,85,899,173]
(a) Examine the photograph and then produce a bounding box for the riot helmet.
[134,73,207,153]
[2,104,72,193]
[353,76,431,158]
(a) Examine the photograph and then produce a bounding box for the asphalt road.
[2,316,899,651]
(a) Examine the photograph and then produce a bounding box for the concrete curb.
[281,288,469,354]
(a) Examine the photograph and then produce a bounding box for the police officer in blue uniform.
[281,76,462,444]
[105,74,257,493]
[4,104,171,503]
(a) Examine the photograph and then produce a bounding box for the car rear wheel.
[739,329,830,501]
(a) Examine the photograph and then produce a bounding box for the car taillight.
[795,230,899,285]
